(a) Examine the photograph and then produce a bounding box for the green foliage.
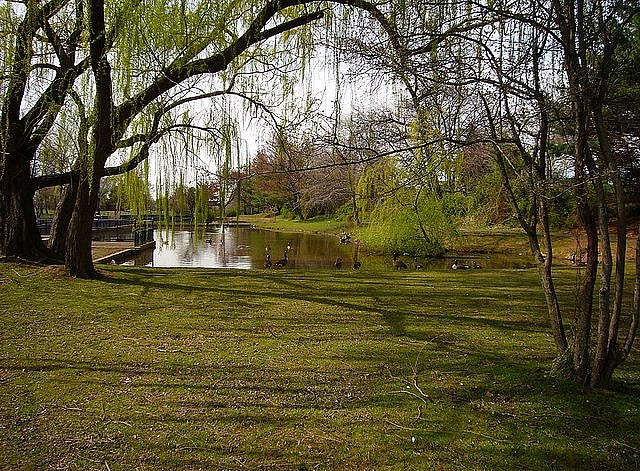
[193,183,210,226]
[608,14,640,126]
[279,205,298,220]
[360,189,456,255]
[468,168,512,226]
[116,164,151,219]
[440,191,471,219]
[547,184,578,229]
[355,159,397,219]
[333,201,356,222]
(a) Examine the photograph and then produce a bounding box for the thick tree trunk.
[62,0,112,278]
[0,151,51,260]
[64,170,98,278]
[48,175,78,259]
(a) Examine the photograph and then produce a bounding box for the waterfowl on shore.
[451,259,470,270]
[353,260,361,270]
[334,257,343,268]
[393,252,408,270]
[340,231,351,244]
[472,260,482,269]
[413,257,424,270]
[264,254,272,268]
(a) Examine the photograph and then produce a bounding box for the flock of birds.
[263,243,292,269]
[262,243,481,271]
[263,243,363,270]
[394,252,481,270]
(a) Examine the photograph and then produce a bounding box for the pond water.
[122,225,535,271]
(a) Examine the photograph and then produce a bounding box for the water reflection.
[123,225,535,270]
[149,226,361,269]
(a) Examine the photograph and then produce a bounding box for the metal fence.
[38,217,157,247]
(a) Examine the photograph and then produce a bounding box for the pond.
[122,225,536,271]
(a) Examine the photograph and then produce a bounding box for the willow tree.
[1,0,86,261]
[336,0,497,196]
[0,0,399,276]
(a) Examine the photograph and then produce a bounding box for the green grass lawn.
[1,263,639,469]
[241,214,350,236]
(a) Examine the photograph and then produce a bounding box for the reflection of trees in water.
[125,227,532,270]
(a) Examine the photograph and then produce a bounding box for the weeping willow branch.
[32,83,279,189]
[115,2,327,135]
[28,0,406,193]
[257,9,326,41]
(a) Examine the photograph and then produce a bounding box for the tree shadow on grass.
[99,268,555,343]
[3,326,640,469]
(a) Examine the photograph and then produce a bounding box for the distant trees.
[249,134,310,219]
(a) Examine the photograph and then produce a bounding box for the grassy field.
[1,262,639,470]
[240,214,350,236]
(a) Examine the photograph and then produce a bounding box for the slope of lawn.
[1,262,639,469]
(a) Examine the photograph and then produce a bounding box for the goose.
[264,254,272,269]
[472,260,482,269]
[352,240,361,270]
[451,259,470,270]
[274,250,288,268]
[393,252,408,270]
[334,257,343,268]
[413,257,424,270]
[206,237,213,244]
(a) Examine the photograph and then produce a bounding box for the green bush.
[359,192,457,255]
[334,201,356,222]
[280,206,295,220]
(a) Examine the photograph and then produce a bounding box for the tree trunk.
[537,200,569,353]
[573,103,597,385]
[62,0,112,278]
[0,151,51,260]
[47,175,78,259]
[589,104,620,388]
[64,170,98,278]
